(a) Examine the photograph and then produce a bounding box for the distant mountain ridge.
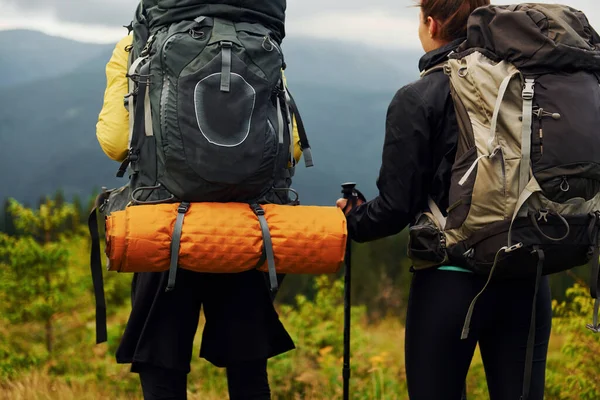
[0,29,422,206]
[0,29,113,88]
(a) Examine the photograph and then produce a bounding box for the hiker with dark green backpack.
[92,1,317,399]
[339,1,600,399]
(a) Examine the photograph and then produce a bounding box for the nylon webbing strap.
[220,42,232,92]
[126,51,136,147]
[144,82,153,137]
[208,18,242,46]
[286,88,314,167]
[520,79,535,196]
[590,218,600,300]
[508,183,536,246]
[521,246,545,400]
[419,63,445,78]
[166,202,190,292]
[461,246,506,340]
[488,71,519,154]
[592,243,600,300]
[587,220,600,333]
[252,204,278,293]
[87,205,108,344]
[117,62,150,178]
[286,92,295,167]
[588,298,600,333]
[281,77,295,167]
[132,62,150,151]
[428,196,447,230]
[276,88,284,144]
[127,54,147,143]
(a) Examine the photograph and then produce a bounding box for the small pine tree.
[0,199,78,356]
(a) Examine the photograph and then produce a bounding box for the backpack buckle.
[506,242,523,253]
[177,202,190,214]
[537,209,549,223]
[522,79,535,100]
[250,203,265,216]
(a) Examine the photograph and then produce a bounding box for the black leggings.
[138,360,271,400]
[405,269,552,400]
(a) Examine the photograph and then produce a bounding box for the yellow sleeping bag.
[96,34,303,164]
[105,202,348,275]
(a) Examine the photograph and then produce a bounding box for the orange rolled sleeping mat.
[105,202,348,276]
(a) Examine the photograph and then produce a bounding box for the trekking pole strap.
[88,204,108,344]
[520,246,545,400]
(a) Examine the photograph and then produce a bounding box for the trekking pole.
[341,182,358,400]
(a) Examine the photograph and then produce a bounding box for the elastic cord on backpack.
[530,210,570,242]
[131,183,175,205]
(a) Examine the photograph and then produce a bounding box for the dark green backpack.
[120,4,312,206]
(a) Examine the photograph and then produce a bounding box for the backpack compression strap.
[587,213,600,333]
[520,246,545,400]
[117,36,154,178]
[251,204,278,293]
[166,202,191,292]
[88,200,108,344]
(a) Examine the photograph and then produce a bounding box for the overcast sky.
[0,1,598,49]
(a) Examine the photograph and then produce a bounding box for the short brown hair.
[419,0,490,42]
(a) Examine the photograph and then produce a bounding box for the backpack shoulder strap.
[420,62,447,79]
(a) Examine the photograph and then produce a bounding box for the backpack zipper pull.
[539,125,544,155]
[560,176,570,192]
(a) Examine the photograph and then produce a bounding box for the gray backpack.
[408,4,600,399]
[119,12,313,206]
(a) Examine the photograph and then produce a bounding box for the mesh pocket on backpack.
[194,73,256,147]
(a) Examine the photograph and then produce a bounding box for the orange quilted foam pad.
[105,202,347,275]
[257,204,347,274]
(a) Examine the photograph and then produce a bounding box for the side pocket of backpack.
[407,212,449,270]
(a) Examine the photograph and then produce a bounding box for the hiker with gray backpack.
[91,1,317,399]
[338,1,600,399]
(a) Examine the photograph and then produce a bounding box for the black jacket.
[347,39,465,243]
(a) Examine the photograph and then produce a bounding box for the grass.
[0,314,568,400]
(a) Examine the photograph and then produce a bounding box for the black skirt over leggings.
[405,268,552,400]
[116,268,295,373]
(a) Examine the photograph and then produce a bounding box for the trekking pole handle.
[341,182,356,198]
[341,182,358,212]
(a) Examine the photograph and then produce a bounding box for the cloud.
[0,0,599,48]
[287,9,420,49]
[1,0,138,26]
